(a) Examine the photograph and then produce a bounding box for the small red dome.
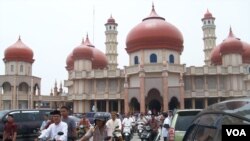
[220,28,243,55]
[4,37,34,63]
[72,43,93,60]
[66,52,74,71]
[242,41,250,63]
[210,44,222,65]
[203,9,214,19]
[126,5,183,53]
[107,15,116,24]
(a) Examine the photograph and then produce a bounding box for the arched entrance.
[146,88,162,114]
[129,97,140,113]
[148,99,161,115]
[169,96,180,110]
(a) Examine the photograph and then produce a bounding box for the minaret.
[105,15,118,70]
[201,9,216,66]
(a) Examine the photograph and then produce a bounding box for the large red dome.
[210,28,250,65]
[220,28,243,55]
[210,44,222,65]
[66,52,74,71]
[126,5,183,53]
[242,41,250,63]
[84,36,108,69]
[72,40,93,61]
[4,37,34,63]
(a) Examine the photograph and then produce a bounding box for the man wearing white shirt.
[38,110,68,141]
[106,111,122,140]
[162,113,170,141]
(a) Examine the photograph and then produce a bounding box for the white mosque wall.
[128,88,140,102]
[145,77,163,96]
[129,75,140,87]
[168,73,180,86]
[222,54,242,66]
[5,61,32,76]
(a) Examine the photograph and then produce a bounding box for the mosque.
[0,5,250,114]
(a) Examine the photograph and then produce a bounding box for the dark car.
[183,97,250,141]
[0,109,53,137]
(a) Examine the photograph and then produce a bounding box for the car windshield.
[0,110,9,119]
[175,111,200,131]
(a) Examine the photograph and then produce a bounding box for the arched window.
[134,56,139,65]
[150,54,157,63]
[169,54,174,64]
[11,65,14,72]
[2,82,11,93]
[19,82,29,93]
[20,65,23,72]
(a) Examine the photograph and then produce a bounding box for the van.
[0,109,53,137]
[168,109,202,141]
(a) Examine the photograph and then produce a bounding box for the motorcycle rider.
[77,113,91,134]
[38,110,68,141]
[60,106,77,141]
[147,114,159,141]
[122,113,132,140]
[106,111,122,141]
[77,112,111,141]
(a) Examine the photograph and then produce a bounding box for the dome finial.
[86,33,89,39]
[206,8,210,13]
[81,36,85,44]
[228,26,235,38]
[152,2,155,11]
[18,35,21,41]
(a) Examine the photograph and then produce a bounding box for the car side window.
[222,115,250,125]
[9,111,21,122]
[193,126,217,141]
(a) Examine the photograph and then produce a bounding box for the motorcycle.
[136,121,144,138]
[112,125,122,141]
[77,125,87,139]
[140,125,152,141]
[38,131,64,141]
[123,125,131,141]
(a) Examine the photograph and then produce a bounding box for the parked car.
[183,97,250,141]
[0,109,53,137]
[168,109,202,141]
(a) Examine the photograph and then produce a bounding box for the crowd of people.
[2,108,173,141]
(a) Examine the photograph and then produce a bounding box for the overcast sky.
[0,0,250,95]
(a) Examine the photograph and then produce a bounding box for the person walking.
[2,114,17,141]
[60,106,77,141]
[77,112,111,141]
[162,113,170,141]
[38,110,68,141]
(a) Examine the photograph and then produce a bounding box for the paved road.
[13,130,164,141]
